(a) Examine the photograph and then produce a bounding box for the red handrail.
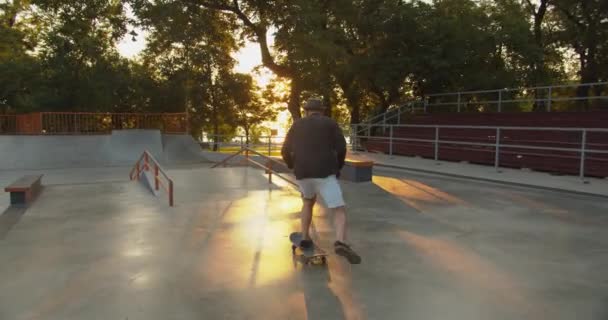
[130,150,174,206]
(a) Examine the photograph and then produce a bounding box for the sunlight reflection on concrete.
[397,229,551,319]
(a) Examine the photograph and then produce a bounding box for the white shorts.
[296,175,345,208]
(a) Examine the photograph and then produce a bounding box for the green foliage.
[1,0,606,125]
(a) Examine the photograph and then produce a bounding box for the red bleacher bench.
[4,175,43,207]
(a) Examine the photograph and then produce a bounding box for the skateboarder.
[281,98,361,264]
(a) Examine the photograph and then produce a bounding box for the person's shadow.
[291,212,364,320]
[296,253,348,319]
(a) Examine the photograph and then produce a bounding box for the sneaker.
[299,239,313,249]
[334,241,362,264]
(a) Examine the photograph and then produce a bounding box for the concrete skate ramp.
[108,129,163,165]
[0,130,208,170]
[0,135,113,170]
[161,134,208,164]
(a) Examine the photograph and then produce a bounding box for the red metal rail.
[211,146,299,188]
[130,150,174,206]
[0,112,187,135]
[0,115,17,134]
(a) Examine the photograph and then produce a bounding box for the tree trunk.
[323,93,332,118]
[288,79,302,120]
[350,103,360,125]
[321,64,333,118]
[577,47,599,110]
[529,0,550,111]
[335,76,361,124]
[210,81,219,151]
[212,103,219,151]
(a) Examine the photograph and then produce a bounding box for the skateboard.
[289,232,328,265]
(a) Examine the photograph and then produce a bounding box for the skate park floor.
[1,164,608,320]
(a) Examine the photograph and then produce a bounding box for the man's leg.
[333,205,347,243]
[301,197,315,241]
[319,175,361,264]
[296,179,316,249]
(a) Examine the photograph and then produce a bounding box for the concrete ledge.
[4,174,44,207]
[341,160,374,182]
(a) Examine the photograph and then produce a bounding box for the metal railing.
[130,150,175,206]
[363,81,608,127]
[211,146,299,188]
[0,115,16,134]
[200,131,355,156]
[352,124,608,180]
[0,112,188,135]
[200,134,286,156]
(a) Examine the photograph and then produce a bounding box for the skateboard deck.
[289,232,328,265]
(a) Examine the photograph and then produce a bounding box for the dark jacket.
[281,114,347,180]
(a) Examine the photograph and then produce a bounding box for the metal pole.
[434,127,439,161]
[397,107,401,124]
[424,99,428,113]
[498,90,502,112]
[268,136,271,156]
[155,164,159,190]
[136,161,140,179]
[547,87,552,112]
[169,180,174,207]
[350,125,355,151]
[383,114,387,134]
[268,161,272,184]
[495,128,501,170]
[389,125,393,156]
[579,130,587,180]
[457,93,461,112]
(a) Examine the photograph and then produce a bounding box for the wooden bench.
[4,175,43,207]
[340,160,374,182]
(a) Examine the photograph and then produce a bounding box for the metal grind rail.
[130,150,174,206]
[211,146,299,189]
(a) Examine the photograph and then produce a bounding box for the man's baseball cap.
[303,98,325,111]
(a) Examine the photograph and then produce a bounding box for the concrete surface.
[1,165,608,320]
[347,151,608,197]
[0,130,209,170]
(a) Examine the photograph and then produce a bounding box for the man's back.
[281,114,346,180]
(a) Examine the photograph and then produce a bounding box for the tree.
[222,73,277,145]
[193,0,305,121]
[554,0,608,107]
[0,1,39,112]
[523,0,552,86]
[132,0,240,138]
